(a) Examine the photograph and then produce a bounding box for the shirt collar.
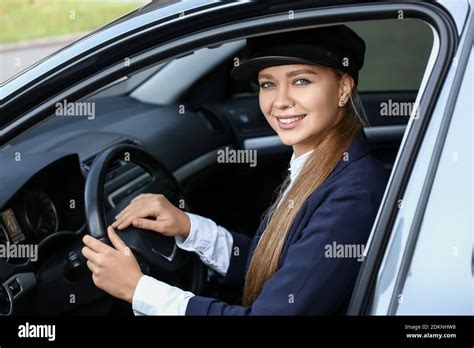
[289,149,314,182]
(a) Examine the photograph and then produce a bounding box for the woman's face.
[258,64,352,157]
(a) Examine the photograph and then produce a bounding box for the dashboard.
[0,144,156,267]
[0,144,157,315]
[0,154,85,264]
[1,192,58,245]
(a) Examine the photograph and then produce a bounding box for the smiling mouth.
[275,114,307,124]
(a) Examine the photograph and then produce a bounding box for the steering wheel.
[84,144,206,294]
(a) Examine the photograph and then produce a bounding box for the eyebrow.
[258,69,318,80]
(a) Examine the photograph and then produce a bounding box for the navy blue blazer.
[186,130,389,315]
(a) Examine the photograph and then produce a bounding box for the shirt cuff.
[175,212,199,251]
[174,212,233,276]
[132,275,194,316]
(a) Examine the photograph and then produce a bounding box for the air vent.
[106,159,125,178]
[80,138,151,208]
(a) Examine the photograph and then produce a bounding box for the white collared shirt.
[132,149,314,315]
[280,149,314,203]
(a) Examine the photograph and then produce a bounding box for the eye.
[293,78,310,86]
[259,81,274,89]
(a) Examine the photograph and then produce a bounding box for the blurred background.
[0,0,157,83]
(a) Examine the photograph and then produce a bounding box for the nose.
[272,85,295,112]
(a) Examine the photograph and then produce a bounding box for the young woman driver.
[82,25,389,315]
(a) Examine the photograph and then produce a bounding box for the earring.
[339,98,347,106]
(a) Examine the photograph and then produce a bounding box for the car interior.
[0,18,434,315]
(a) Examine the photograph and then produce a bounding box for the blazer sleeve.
[185,189,376,315]
[218,230,253,288]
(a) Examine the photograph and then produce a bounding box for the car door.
[349,0,473,316]
[392,43,473,315]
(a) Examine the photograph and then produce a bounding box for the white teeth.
[278,115,306,124]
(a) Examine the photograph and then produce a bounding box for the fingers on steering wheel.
[130,218,161,232]
[86,259,97,273]
[82,235,110,255]
[114,205,158,230]
[114,198,147,222]
[107,226,127,251]
[113,205,135,227]
[82,246,101,265]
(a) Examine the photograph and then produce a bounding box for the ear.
[338,73,355,105]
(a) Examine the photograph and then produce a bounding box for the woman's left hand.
[82,226,143,303]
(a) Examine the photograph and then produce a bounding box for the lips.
[274,114,307,130]
[276,114,306,124]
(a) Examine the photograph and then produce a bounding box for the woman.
[82,25,389,315]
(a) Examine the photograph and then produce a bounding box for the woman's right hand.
[110,193,191,239]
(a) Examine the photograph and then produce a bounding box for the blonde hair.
[242,70,367,306]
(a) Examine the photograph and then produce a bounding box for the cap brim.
[231,56,340,82]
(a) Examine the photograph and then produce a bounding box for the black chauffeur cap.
[231,25,365,85]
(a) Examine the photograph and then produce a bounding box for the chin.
[277,133,305,146]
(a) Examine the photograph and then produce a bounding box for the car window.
[231,19,433,96]
[348,19,433,92]
[395,47,473,315]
